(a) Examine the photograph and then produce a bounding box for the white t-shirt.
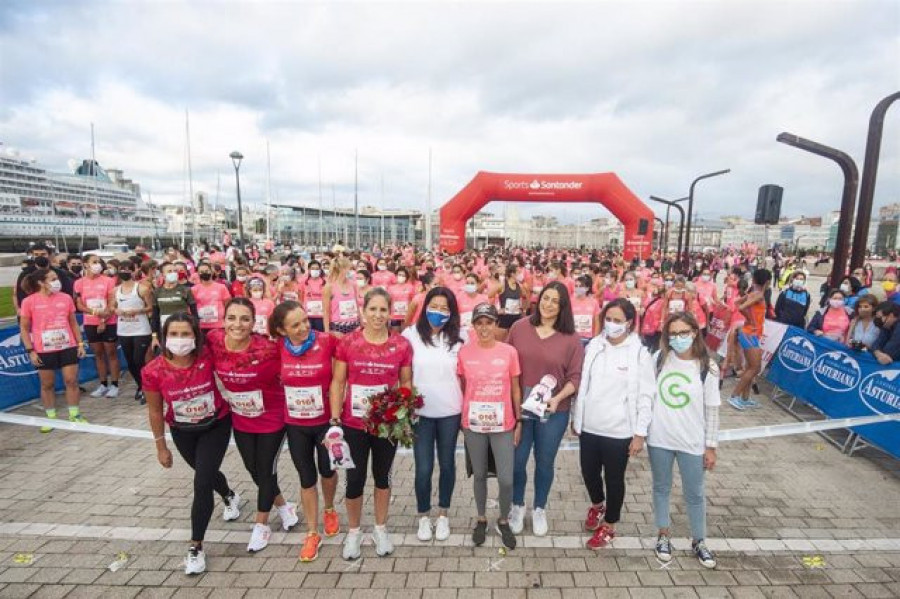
[648,354,721,455]
[402,327,467,419]
[582,340,633,439]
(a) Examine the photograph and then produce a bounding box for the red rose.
[398,387,412,399]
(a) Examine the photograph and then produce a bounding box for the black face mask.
[119,272,133,281]
[874,316,886,328]
[34,256,50,269]
[199,272,212,281]
[70,265,83,274]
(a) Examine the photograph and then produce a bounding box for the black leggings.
[579,432,632,524]
[119,335,151,389]
[233,428,286,512]
[170,415,234,542]
[286,424,335,489]
[344,426,397,499]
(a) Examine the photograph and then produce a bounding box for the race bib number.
[253,315,268,335]
[393,301,409,316]
[172,392,216,424]
[305,300,323,317]
[338,300,357,320]
[668,299,685,314]
[41,328,71,352]
[216,377,264,418]
[574,314,593,334]
[198,305,219,323]
[118,312,139,323]
[282,291,299,303]
[286,386,325,420]
[350,384,387,419]
[86,298,106,311]
[504,299,521,315]
[467,401,505,433]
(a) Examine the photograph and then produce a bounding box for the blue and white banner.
[768,326,900,460]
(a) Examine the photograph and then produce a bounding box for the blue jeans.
[412,414,460,514]
[648,445,707,541]
[512,410,569,509]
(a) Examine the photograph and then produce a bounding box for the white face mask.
[309,269,321,278]
[700,275,711,282]
[840,284,851,294]
[453,273,463,281]
[792,279,805,290]
[164,272,178,284]
[89,263,102,274]
[575,287,588,297]
[397,276,407,284]
[604,319,627,339]
[237,275,248,282]
[48,280,62,293]
[377,264,387,271]
[464,283,477,294]
[166,337,196,357]
[251,290,263,299]
[356,279,366,288]
[625,280,636,289]
[829,298,845,309]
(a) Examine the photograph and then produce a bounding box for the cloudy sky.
[1,0,898,225]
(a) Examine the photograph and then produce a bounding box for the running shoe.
[472,520,487,546]
[744,398,761,409]
[508,504,525,535]
[495,520,517,550]
[184,546,206,575]
[417,516,433,542]
[373,526,394,557]
[342,528,363,560]
[299,532,322,563]
[105,385,119,399]
[728,397,747,411]
[586,524,615,550]
[655,534,673,562]
[40,417,55,434]
[323,508,339,537]
[222,491,241,521]
[434,515,450,541]
[69,414,88,424]
[584,504,606,531]
[247,523,271,553]
[276,502,299,531]
[90,384,108,398]
[693,540,717,569]
[532,508,549,537]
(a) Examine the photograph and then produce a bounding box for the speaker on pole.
[638,218,649,235]
[755,185,783,225]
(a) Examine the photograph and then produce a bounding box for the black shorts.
[390,319,404,328]
[36,347,78,371]
[84,324,117,344]
[498,314,522,330]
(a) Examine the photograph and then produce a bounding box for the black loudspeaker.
[637,218,649,235]
[755,185,783,225]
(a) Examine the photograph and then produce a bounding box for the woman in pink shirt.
[571,275,601,343]
[323,258,361,336]
[192,262,233,336]
[329,288,413,560]
[20,269,87,431]
[457,302,522,550]
[143,313,241,575]
[276,266,302,304]
[270,301,341,562]
[387,266,415,331]
[75,254,120,398]
[247,278,275,336]
[456,273,489,331]
[206,298,297,553]
[301,259,328,333]
[403,272,437,329]
[808,289,851,342]
[371,258,396,289]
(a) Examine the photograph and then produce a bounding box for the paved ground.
[1,366,899,597]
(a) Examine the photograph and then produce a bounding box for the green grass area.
[0,287,14,319]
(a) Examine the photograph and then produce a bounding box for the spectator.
[871,302,900,365]
[847,295,880,350]
[807,289,851,342]
[774,272,811,328]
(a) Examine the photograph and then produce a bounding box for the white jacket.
[572,332,654,437]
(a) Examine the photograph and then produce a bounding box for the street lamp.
[683,169,730,269]
[649,196,688,265]
[229,151,245,248]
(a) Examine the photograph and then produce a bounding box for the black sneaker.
[693,540,717,569]
[655,534,672,562]
[495,520,516,550]
[472,520,487,546]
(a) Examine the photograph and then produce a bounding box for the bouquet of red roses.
[363,386,424,448]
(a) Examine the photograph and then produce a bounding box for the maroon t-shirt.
[506,318,584,412]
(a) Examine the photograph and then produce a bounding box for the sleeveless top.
[499,282,523,316]
[116,283,152,336]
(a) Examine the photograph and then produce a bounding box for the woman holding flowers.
[330,287,413,560]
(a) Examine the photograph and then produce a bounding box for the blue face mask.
[284,330,316,357]
[669,335,694,354]
[426,310,451,328]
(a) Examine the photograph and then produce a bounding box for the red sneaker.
[586,524,615,550]
[584,504,606,531]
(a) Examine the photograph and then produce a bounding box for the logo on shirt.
[658,371,691,409]
[858,370,900,415]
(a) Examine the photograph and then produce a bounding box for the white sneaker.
[434,515,450,541]
[532,508,549,537]
[343,528,363,560]
[222,491,241,521]
[373,526,394,556]
[247,523,271,553]
[276,502,299,531]
[508,504,525,535]
[184,547,206,575]
[105,385,119,398]
[417,516,433,542]
[90,384,108,398]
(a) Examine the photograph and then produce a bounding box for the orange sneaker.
[323,508,340,537]
[299,532,322,562]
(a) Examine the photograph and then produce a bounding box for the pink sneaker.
[584,504,606,531]
[586,524,615,550]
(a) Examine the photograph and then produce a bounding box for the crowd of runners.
[13,238,900,576]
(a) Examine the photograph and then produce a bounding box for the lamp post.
[649,196,688,268]
[653,218,665,253]
[683,169,730,270]
[229,151,245,248]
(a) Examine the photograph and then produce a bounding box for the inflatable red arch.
[439,172,655,259]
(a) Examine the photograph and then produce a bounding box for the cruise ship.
[0,148,168,253]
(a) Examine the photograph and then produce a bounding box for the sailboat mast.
[318,157,323,248]
[213,171,220,244]
[91,123,100,251]
[186,109,195,247]
[266,140,271,242]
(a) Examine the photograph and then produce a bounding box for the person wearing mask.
[371,258,396,289]
[302,260,328,332]
[269,302,340,562]
[206,298,298,553]
[15,242,74,315]
[277,267,302,304]
[387,266,416,332]
[496,265,527,341]
[871,302,900,364]
[838,276,863,310]
[456,273,489,332]
[507,282,584,537]
[192,262,233,337]
[693,267,718,319]
[65,254,84,281]
[19,269,88,432]
[111,261,154,404]
[152,262,198,352]
[573,298,654,550]
[403,272,436,329]
[648,312,720,569]
[571,275,601,344]
[355,270,373,316]
[457,303,522,550]
[807,289,852,342]
[247,278,275,336]
[402,287,466,542]
[774,272,811,328]
[75,254,121,398]
[729,269,772,411]
[640,286,666,353]
[143,313,241,575]
[231,265,251,298]
[847,295,880,351]
[330,288,413,560]
[323,257,361,336]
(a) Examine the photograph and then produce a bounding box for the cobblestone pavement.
[1,373,899,597]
